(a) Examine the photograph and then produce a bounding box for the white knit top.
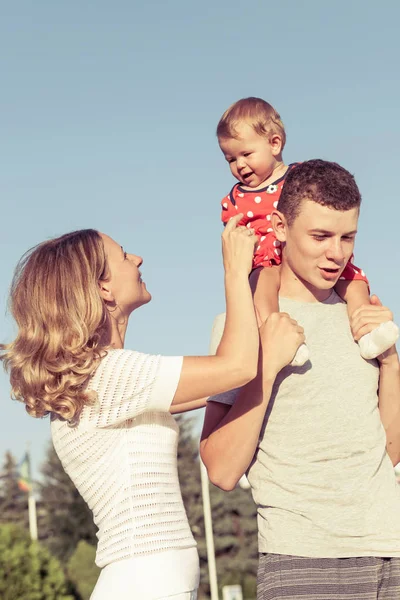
[51,349,196,568]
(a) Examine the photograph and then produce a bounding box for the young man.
[201,160,400,599]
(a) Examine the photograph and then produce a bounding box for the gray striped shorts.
[257,554,400,599]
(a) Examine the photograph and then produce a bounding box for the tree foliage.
[0,452,28,529]
[67,540,100,600]
[39,444,97,561]
[0,523,74,600]
[175,415,258,598]
[209,484,258,598]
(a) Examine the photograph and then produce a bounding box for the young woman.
[1,215,303,599]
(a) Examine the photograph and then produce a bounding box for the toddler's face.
[219,122,281,188]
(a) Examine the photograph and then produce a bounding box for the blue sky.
[1,0,399,479]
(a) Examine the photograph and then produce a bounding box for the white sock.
[290,343,310,367]
[358,321,399,360]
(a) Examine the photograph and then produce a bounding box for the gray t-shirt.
[209,292,400,557]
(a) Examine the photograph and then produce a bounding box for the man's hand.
[350,295,393,339]
[259,312,305,379]
[351,295,398,365]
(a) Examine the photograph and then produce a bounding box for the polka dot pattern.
[219,168,369,284]
[340,258,369,286]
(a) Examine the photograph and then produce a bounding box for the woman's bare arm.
[171,215,259,409]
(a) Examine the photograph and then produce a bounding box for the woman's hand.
[222,214,257,277]
[259,312,305,379]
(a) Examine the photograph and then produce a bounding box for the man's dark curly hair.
[277,159,361,225]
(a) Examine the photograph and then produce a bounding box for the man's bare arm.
[200,312,305,491]
[378,347,400,465]
[350,297,400,464]
[200,369,276,491]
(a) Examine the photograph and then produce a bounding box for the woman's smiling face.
[99,233,151,315]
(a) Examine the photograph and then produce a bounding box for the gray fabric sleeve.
[207,312,241,405]
[208,387,240,405]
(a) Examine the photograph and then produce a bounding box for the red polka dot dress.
[221,163,368,283]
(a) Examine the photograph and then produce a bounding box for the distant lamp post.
[18,448,38,541]
[202,313,251,599]
[198,313,230,600]
[200,458,219,600]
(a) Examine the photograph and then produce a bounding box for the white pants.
[91,548,199,600]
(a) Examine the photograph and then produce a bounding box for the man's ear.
[271,210,287,242]
[98,280,115,303]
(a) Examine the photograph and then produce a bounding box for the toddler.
[217,97,399,365]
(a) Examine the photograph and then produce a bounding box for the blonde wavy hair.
[0,229,110,423]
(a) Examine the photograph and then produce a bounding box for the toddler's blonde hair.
[217,97,286,150]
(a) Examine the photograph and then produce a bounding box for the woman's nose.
[131,254,143,267]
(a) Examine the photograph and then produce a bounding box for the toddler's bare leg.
[335,279,399,359]
[250,266,309,367]
[335,279,370,317]
[249,267,280,325]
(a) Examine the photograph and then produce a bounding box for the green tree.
[0,451,29,529]
[67,540,100,600]
[39,444,97,561]
[176,415,205,540]
[0,523,74,600]
[175,416,258,599]
[210,484,258,598]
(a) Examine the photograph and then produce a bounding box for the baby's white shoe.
[290,343,310,367]
[358,321,399,360]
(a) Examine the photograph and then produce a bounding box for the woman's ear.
[98,280,115,303]
[271,210,287,242]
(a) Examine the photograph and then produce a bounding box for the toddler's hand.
[222,214,257,277]
[259,312,305,378]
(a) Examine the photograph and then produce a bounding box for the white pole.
[26,446,38,541]
[199,313,227,600]
[28,493,38,541]
[200,458,219,600]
